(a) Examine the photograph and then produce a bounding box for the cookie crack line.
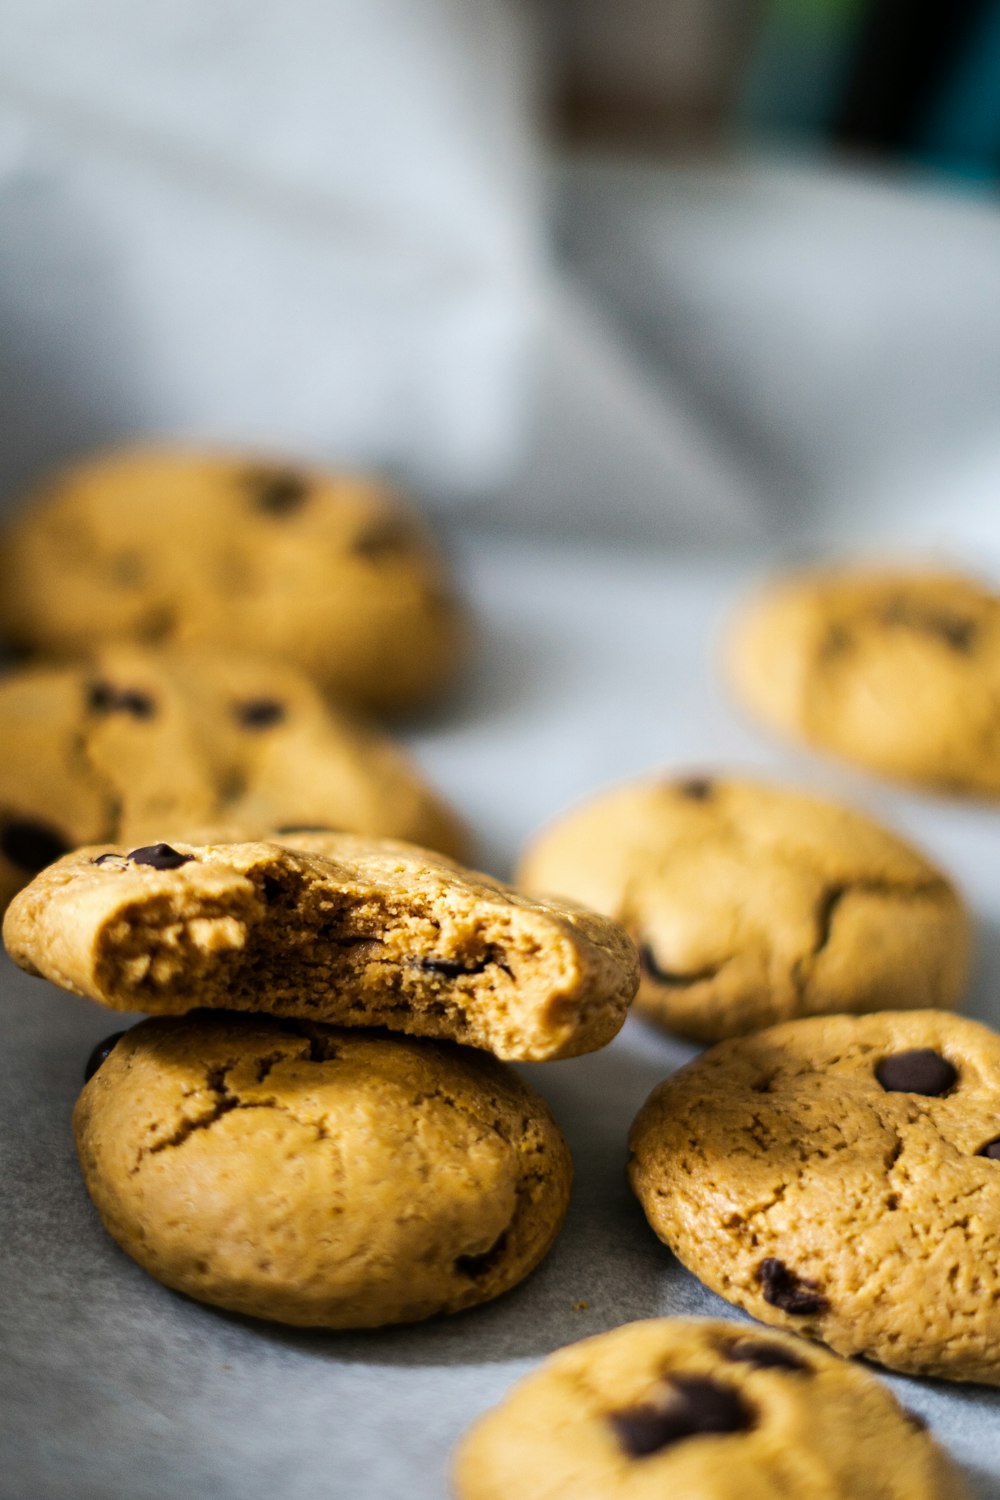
[137,1056,329,1164]
[791,878,953,1001]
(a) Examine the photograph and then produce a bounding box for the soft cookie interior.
[4,837,638,1061]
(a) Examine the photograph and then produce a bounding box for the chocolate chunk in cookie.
[876,1049,957,1097]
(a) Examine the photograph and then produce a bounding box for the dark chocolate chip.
[84,1031,126,1083]
[610,1377,753,1458]
[87,681,156,719]
[875,1050,957,1097]
[723,1338,811,1374]
[245,467,309,515]
[420,957,479,979]
[92,853,124,866]
[419,951,502,979]
[757,1258,829,1316]
[677,777,713,800]
[234,698,286,729]
[978,1139,1000,1160]
[0,819,71,873]
[127,843,193,870]
[883,598,977,654]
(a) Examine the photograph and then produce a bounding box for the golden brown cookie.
[452,1318,968,1500]
[629,1010,1000,1383]
[4,835,638,1061]
[726,564,1000,794]
[518,775,968,1042]
[0,447,466,712]
[75,1013,572,1327]
[0,645,465,910]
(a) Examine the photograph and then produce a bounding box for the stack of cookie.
[4,833,639,1327]
[0,444,646,1332]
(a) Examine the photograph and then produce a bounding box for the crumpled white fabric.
[1,3,998,548]
[0,0,542,496]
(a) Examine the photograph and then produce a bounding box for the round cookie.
[74,1013,572,1328]
[0,644,465,909]
[518,775,967,1042]
[0,447,466,712]
[726,564,1000,794]
[452,1318,969,1500]
[629,1010,1000,1383]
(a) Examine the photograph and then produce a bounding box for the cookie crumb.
[573,1299,590,1311]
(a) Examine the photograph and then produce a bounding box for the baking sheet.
[4,532,1000,1499]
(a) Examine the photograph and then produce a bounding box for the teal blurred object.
[741,0,1000,182]
[740,0,866,141]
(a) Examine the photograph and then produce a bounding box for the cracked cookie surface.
[518,776,967,1042]
[0,644,466,910]
[0,446,466,712]
[726,565,1000,794]
[629,1010,1000,1383]
[4,835,638,1060]
[74,1013,572,1327]
[453,1317,968,1500]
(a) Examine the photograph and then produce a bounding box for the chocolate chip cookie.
[75,1013,572,1327]
[727,565,1000,794]
[630,1010,1000,1383]
[518,775,967,1042]
[0,645,465,910]
[0,447,466,712]
[4,835,638,1061]
[452,1317,968,1499]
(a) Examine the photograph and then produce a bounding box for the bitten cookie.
[518,775,967,1042]
[727,564,1000,794]
[629,1010,1000,1383]
[0,645,465,910]
[4,835,638,1061]
[452,1318,968,1500]
[0,447,466,712]
[75,1014,572,1327]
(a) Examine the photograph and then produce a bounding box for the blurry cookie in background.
[0,644,465,908]
[518,774,967,1043]
[75,1014,573,1328]
[629,1010,1000,1384]
[453,1317,969,1500]
[726,565,1000,795]
[0,447,467,714]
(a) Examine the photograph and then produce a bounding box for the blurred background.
[2,0,1000,548]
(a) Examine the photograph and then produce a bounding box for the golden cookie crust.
[726,565,1000,794]
[0,645,466,910]
[629,1010,1000,1383]
[453,1317,969,1500]
[0,447,466,712]
[4,835,638,1061]
[518,775,967,1042]
[75,1014,572,1328]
